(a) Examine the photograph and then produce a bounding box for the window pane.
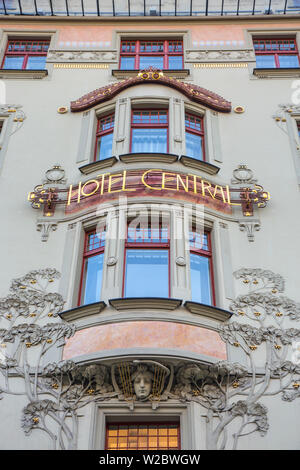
[256,55,276,68]
[139,56,164,69]
[190,253,212,305]
[168,55,183,69]
[278,55,299,68]
[120,56,135,69]
[96,132,113,161]
[82,253,104,305]
[3,56,24,69]
[131,128,167,153]
[186,131,203,160]
[124,249,169,297]
[26,56,47,70]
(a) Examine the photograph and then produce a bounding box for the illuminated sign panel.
[28,168,270,217]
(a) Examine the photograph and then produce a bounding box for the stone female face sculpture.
[133,367,153,399]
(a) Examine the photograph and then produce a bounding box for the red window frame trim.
[2,38,50,70]
[120,39,183,70]
[130,108,169,153]
[189,230,216,306]
[253,37,300,68]
[94,113,115,162]
[185,111,206,161]
[105,421,181,450]
[78,228,106,305]
[122,222,171,298]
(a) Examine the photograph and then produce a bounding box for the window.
[2,39,50,70]
[120,39,183,70]
[106,423,180,450]
[79,228,106,305]
[123,223,170,298]
[185,112,205,161]
[253,38,299,68]
[131,109,168,153]
[189,231,214,305]
[94,114,114,161]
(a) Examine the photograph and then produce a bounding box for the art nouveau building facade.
[0,0,300,451]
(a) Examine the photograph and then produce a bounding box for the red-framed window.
[189,230,215,306]
[185,112,205,161]
[78,227,106,305]
[106,422,181,450]
[123,222,170,298]
[94,113,114,161]
[131,109,168,153]
[253,38,300,68]
[120,39,183,70]
[2,38,50,70]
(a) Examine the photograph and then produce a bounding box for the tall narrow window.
[2,39,50,70]
[94,114,114,161]
[253,38,299,68]
[106,422,180,450]
[120,39,183,70]
[79,228,106,305]
[185,112,205,161]
[189,231,214,305]
[123,223,170,298]
[131,110,168,153]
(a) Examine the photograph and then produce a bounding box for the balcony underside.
[0,0,299,18]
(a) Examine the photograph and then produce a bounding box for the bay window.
[253,38,299,68]
[94,113,114,161]
[123,223,170,298]
[185,112,205,161]
[131,109,168,153]
[189,231,214,305]
[2,38,50,70]
[79,228,106,305]
[120,39,183,70]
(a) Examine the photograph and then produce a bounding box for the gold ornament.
[87,389,95,395]
[274,344,281,350]
[249,345,257,350]
[272,289,277,293]
[46,339,52,344]
[243,279,249,284]
[32,417,39,424]
[276,312,283,317]
[254,311,261,317]
[293,383,300,389]
[48,313,53,317]
[25,342,32,348]
[52,383,59,389]
[233,342,240,347]
[232,381,239,388]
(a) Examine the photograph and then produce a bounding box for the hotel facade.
[0,0,300,450]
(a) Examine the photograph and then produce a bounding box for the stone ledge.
[119,152,178,164]
[112,69,190,79]
[0,69,48,79]
[59,301,106,321]
[79,157,118,174]
[253,67,300,79]
[180,155,220,174]
[184,301,232,322]
[109,297,182,311]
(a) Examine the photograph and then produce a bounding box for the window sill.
[59,301,106,321]
[0,69,48,79]
[180,155,220,175]
[253,67,300,78]
[112,69,190,79]
[79,157,118,175]
[119,152,178,164]
[109,297,182,311]
[184,301,232,322]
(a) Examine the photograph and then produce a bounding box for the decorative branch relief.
[47,50,117,63]
[0,268,299,449]
[185,49,256,62]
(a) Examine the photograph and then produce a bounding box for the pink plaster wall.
[1,21,300,43]
[63,321,227,360]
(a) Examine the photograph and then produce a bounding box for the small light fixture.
[57,106,68,114]
[234,106,245,114]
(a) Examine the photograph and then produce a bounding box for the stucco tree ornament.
[173,268,300,450]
